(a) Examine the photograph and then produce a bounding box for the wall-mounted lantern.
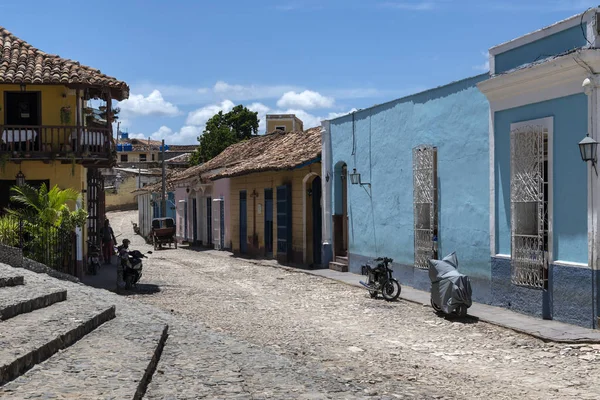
[349,168,370,187]
[19,83,26,92]
[15,170,25,187]
[579,133,598,176]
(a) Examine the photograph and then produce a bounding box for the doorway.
[206,197,212,246]
[312,177,322,265]
[264,188,273,257]
[239,191,247,254]
[192,197,198,244]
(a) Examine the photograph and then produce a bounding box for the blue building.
[321,8,600,328]
[478,9,600,328]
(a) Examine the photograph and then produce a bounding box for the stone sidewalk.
[249,259,600,344]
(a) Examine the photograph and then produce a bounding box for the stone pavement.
[243,260,600,343]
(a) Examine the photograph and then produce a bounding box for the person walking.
[99,219,117,265]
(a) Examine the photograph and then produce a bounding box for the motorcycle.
[117,240,152,289]
[359,257,401,301]
[86,240,101,275]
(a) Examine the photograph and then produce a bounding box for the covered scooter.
[428,252,472,317]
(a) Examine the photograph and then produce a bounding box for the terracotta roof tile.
[138,127,321,193]
[0,26,129,100]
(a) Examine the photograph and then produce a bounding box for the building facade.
[478,9,600,328]
[0,25,128,277]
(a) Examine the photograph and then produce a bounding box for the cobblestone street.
[108,210,600,399]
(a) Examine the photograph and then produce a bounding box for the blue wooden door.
[239,191,247,254]
[206,197,212,245]
[312,177,322,265]
[276,184,292,260]
[167,192,176,219]
[192,198,198,243]
[152,195,160,218]
[264,189,273,255]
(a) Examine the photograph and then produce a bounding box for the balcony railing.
[0,125,114,162]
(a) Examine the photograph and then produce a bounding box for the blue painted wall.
[329,74,491,300]
[494,94,588,263]
[495,25,586,74]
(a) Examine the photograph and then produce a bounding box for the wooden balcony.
[0,125,115,167]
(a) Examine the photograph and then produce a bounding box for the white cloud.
[277,90,335,109]
[118,90,180,117]
[127,132,147,140]
[248,102,271,133]
[473,51,490,72]
[186,100,235,126]
[326,108,358,120]
[212,81,302,101]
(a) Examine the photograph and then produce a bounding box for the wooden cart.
[151,217,177,250]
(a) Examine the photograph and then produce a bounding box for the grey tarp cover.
[428,252,472,314]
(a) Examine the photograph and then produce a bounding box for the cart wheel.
[174,240,178,249]
[153,236,158,250]
[430,297,442,313]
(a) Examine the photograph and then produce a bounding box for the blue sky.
[1,0,596,144]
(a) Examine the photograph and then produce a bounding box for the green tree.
[190,105,259,165]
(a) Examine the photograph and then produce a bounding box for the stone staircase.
[0,263,169,399]
[329,255,349,272]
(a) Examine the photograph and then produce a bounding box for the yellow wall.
[117,150,159,163]
[1,160,86,194]
[106,176,137,208]
[229,163,321,263]
[266,120,294,133]
[0,84,78,125]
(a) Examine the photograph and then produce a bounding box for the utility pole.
[161,139,167,218]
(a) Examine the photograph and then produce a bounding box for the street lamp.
[15,170,25,187]
[579,133,598,176]
[349,168,370,187]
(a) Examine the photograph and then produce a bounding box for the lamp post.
[579,133,599,176]
[15,170,25,187]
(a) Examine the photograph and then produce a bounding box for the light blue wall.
[495,25,586,74]
[494,93,588,263]
[330,74,490,281]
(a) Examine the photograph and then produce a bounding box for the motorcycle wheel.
[381,279,401,302]
[454,304,468,318]
[430,297,442,313]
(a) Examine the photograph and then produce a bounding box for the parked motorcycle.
[117,239,152,290]
[86,240,101,275]
[359,257,401,301]
[428,252,472,317]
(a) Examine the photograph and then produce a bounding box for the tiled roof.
[167,145,197,152]
[0,26,129,101]
[165,153,192,165]
[137,127,321,194]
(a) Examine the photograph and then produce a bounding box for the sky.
[1,0,597,144]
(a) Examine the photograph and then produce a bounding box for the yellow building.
[0,26,129,276]
[209,125,322,266]
[265,114,304,134]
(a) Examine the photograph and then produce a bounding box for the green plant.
[60,106,72,125]
[0,153,9,173]
[0,215,19,246]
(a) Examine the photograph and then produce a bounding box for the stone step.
[1,318,168,399]
[0,270,24,288]
[0,295,116,386]
[329,261,348,272]
[335,256,348,265]
[0,285,67,321]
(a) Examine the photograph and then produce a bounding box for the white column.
[320,120,333,265]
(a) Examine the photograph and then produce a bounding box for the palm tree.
[4,183,87,271]
[7,183,83,227]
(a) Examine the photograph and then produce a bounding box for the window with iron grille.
[413,145,438,269]
[120,154,128,162]
[139,153,147,162]
[510,118,550,289]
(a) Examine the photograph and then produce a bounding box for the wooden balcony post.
[106,95,112,152]
[76,86,82,154]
